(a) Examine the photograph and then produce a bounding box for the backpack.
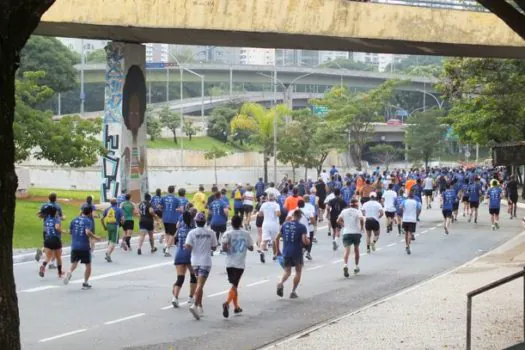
[106,207,117,224]
[234,190,242,200]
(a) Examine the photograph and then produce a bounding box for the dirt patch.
[480,241,525,265]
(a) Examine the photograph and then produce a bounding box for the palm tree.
[230,102,290,183]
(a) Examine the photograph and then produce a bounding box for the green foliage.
[369,144,401,169]
[146,107,162,141]
[159,105,181,143]
[207,105,238,142]
[14,71,103,167]
[204,146,228,161]
[86,48,107,63]
[405,108,446,168]
[321,58,378,71]
[277,120,308,181]
[386,55,444,77]
[19,36,78,93]
[439,58,525,145]
[183,119,200,141]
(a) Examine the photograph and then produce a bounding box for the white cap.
[370,192,377,198]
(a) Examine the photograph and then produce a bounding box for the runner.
[259,193,281,263]
[506,175,519,219]
[327,188,347,251]
[38,206,64,279]
[400,190,421,255]
[178,188,190,212]
[302,196,316,260]
[64,206,103,289]
[100,198,124,262]
[137,193,160,255]
[184,212,218,320]
[232,184,246,221]
[243,185,255,230]
[151,188,163,244]
[308,188,320,243]
[206,185,219,226]
[275,210,310,299]
[361,192,384,253]
[36,193,64,265]
[172,210,197,308]
[255,194,266,255]
[221,215,254,318]
[277,188,290,226]
[255,177,266,202]
[468,177,483,224]
[120,194,137,251]
[423,174,434,209]
[360,179,375,205]
[161,186,182,257]
[441,183,456,235]
[191,185,207,214]
[209,191,229,254]
[395,188,406,235]
[461,179,470,218]
[487,179,503,231]
[337,198,364,277]
[117,190,127,207]
[383,184,397,233]
[315,178,328,223]
[284,187,302,213]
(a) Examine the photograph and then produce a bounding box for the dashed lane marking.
[39,329,87,343]
[104,313,145,325]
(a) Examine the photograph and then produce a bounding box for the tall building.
[145,43,169,63]
[57,38,107,55]
[275,49,320,66]
[170,45,241,64]
[318,51,350,64]
[239,48,275,65]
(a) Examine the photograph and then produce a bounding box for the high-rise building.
[239,48,275,65]
[145,43,169,63]
[275,49,320,66]
[170,45,241,64]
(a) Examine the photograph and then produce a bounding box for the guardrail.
[466,266,525,350]
[371,0,486,12]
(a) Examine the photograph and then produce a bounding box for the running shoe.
[187,297,195,305]
[260,252,265,264]
[35,249,42,262]
[63,272,72,285]
[474,219,477,224]
[312,237,318,244]
[277,283,284,297]
[343,266,349,278]
[289,291,298,299]
[189,305,200,320]
[105,253,112,263]
[332,241,338,251]
[495,222,500,230]
[444,227,449,235]
[172,297,179,308]
[491,225,495,231]
[371,242,376,252]
[328,231,331,236]
[234,307,243,314]
[137,248,142,255]
[222,302,229,318]
[406,246,411,255]
[39,265,45,278]
[367,246,371,254]
[82,282,92,290]
[354,266,360,275]
[305,252,312,261]
[468,218,472,223]
[164,252,172,258]
[197,306,204,317]
[151,247,158,253]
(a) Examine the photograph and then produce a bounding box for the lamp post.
[418,88,444,110]
[80,39,85,116]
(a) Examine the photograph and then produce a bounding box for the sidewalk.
[268,231,525,350]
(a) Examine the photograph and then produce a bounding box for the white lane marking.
[39,328,87,343]
[375,248,383,251]
[429,227,436,230]
[104,313,145,325]
[421,230,428,234]
[386,243,396,248]
[436,223,443,227]
[161,301,189,310]
[399,239,405,243]
[70,262,171,284]
[247,279,269,287]
[415,234,420,237]
[331,259,343,264]
[208,290,229,298]
[306,265,324,271]
[19,285,59,293]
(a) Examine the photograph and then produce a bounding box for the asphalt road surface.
[15,199,524,350]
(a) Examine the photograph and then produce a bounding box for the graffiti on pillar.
[104,44,125,124]
[101,124,120,202]
[122,65,147,202]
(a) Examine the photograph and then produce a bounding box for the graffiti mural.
[101,124,120,202]
[104,44,125,124]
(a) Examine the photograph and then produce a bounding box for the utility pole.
[80,39,85,116]
[166,67,170,102]
[229,64,233,98]
[179,67,184,168]
[273,64,278,184]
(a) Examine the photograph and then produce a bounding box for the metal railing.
[466,266,525,350]
[371,0,487,12]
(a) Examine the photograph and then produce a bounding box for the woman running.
[243,185,255,230]
[255,194,267,254]
[39,206,64,278]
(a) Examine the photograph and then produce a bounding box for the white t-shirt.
[221,229,254,269]
[259,201,280,227]
[243,191,255,206]
[185,227,218,266]
[288,205,315,232]
[383,190,397,212]
[338,208,363,235]
[321,172,330,183]
[402,198,421,223]
[361,200,384,222]
[265,187,280,198]
[423,177,434,190]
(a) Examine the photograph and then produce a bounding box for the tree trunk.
[304,167,308,181]
[292,164,296,183]
[349,144,362,171]
[173,132,178,144]
[189,133,192,141]
[214,158,218,185]
[263,152,268,184]
[1,3,56,349]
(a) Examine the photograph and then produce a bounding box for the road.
[15,199,524,350]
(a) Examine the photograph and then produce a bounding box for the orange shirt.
[406,179,416,192]
[284,195,302,212]
[356,177,365,194]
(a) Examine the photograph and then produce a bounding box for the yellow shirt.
[192,191,206,213]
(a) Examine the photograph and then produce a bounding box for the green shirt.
[121,201,135,221]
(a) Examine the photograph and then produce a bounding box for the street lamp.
[418,88,444,110]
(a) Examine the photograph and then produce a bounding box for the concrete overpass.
[78,63,438,92]
[37,0,525,58]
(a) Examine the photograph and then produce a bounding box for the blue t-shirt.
[255,181,265,197]
[330,168,338,176]
[281,221,307,258]
[487,187,503,209]
[461,184,469,197]
[341,186,353,205]
[231,189,245,209]
[161,195,181,224]
[174,222,194,264]
[442,190,456,211]
[210,199,228,226]
[81,202,97,225]
[277,194,289,213]
[468,183,482,202]
[412,184,423,200]
[40,201,63,218]
[151,195,162,210]
[117,194,127,207]
[70,216,93,251]
[395,196,405,215]
[178,197,189,211]
[103,204,123,225]
[44,216,61,240]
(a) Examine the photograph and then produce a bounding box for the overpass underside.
[37,0,525,58]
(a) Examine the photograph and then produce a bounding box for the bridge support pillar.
[100,42,148,203]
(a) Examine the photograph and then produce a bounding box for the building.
[318,51,350,64]
[239,48,275,65]
[57,38,107,55]
[275,49,320,67]
[170,45,241,64]
[145,43,169,63]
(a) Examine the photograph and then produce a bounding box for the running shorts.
[343,233,361,247]
[279,212,288,226]
[453,201,459,211]
[510,195,518,204]
[489,208,500,215]
[262,225,279,241]
[44,236,62,250]
[122,220,135,231]
[211,224,227,234]
[402,222,416,233]
[71,249,91,264]
[256,216,264,228]
[364,218,380,232]
[424,189,433,196]
[385,211,396,219]
[234,207,245,218]
[442,209,453,218]
[193,265,211,278]
[330,217,341,230]
[462,196,469,203]
[469,201,479,209]
[283,255,303,267]
[243,205,254,214]
[164,222,177,236]
[106,223,119,244]
[226,267,244,287]
[318,200,326,210]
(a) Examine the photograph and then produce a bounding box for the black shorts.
[164,222,177,235]
[402,222,416,233]
[385,211,396,219]
[469,201,479,209]
[44,236,62,250]
[462,196,469,203]
[226,267,244,287]
[122,220,135,231]
[234,207,245,217]
[279,212,287,226]
[343,233,361,247]
[155,209,163,217]
[442,209,453,218]
[243,205,254,214]
[71,249,91,264]
[424,189,433,196]
[365,218,380,232]
[140,220,154,232]
[453,201,459,211]
[510,195,518,204]
[283,255,303,267]
[489,208,500,215]
[360,197,370,205]
[376,192,383,201]
[256,216,264,228]
[211,224,227,234]
[330,217,341,230]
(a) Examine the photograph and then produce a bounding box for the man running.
[36,193,64,265]
[400,190,421,255]
[506,175,519,219]
[221,215,254,318]
[337,198,364,278]
[185,212,218,320]
[383,184,397,233]
[137,194,160,255]
[302,195,317,260]
[243,185,255,230]
[191,185,207,214]
[441,183,456,235]
[275,210,310,299]
[120,194,136,251]
[151,188,163,243]
[361,192,384,253]
[38,206,64,279]
[423,174,434,209]
[232,184,245,221]
[161,186,182,257]
[100,198,124,262]
[64,206,103,289]
[487,179,503,230]
[172,210,197,308]
[209,191,229,254]
[259,193,281,263]
[461,179,470,218]
[315,178,328,222]
[468,177,483,224]
[255,178,266,202]
[327,188,347,251]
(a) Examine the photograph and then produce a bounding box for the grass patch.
[147,136,259,152]
[27,188,97,201]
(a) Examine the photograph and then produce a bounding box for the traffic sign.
[312,105,328,117]
[465,151,471,158]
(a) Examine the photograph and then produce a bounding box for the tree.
[230,102,290,182]
[306,120,346,177]
[312,81,400,170]
[439,58,525,145]
[277,121,308,182]
[183,119,200,141]
[1,2,57,349]
[207,105,238,142]
[321,57,377,71]
[146,107,162,141]
[86,48,107,63]
[169,46,196,64]
[385,55,443,76]
[369,144,401,170]
[159,105,181,143]
[405,108,446,169]
[476,1,525,40]
[19,35,78,93]
[204,146,228,185]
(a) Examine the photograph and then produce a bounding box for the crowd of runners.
[34,164,521,320]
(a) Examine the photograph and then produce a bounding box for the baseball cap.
[370,192,377,198]
[195,212,206,222]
